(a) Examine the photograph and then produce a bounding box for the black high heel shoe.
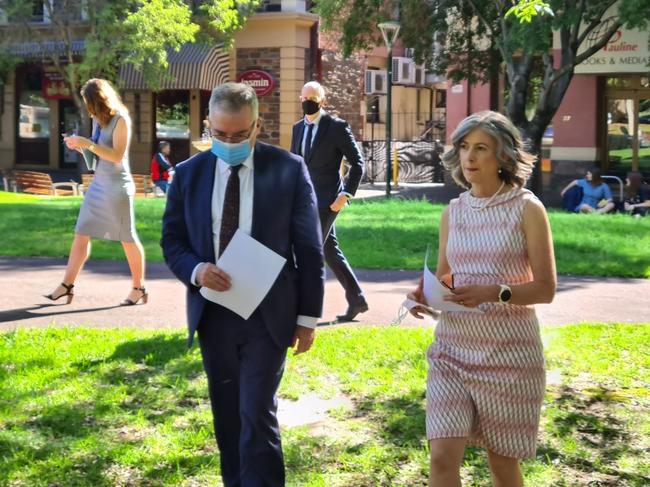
[120,287,148,306]
[44,282,75,304]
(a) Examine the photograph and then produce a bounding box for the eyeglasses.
[210,120,257,144]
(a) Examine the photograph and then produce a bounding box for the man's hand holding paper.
[199,230,287,320]
[197,263,232,291]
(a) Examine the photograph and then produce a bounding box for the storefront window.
[155,90,190,164]
[19,92,50,139]
[639,98,650,169]
[607,98,636,167]
[156,91,189,140]
[606,77,634,89]
[606,76,650,172]
[16,66,50,164]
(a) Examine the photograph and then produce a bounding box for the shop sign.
[237,70,275,96]
[553,3,649,74]
[42,67,72,100]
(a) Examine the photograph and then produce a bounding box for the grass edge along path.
[0,191,649,278]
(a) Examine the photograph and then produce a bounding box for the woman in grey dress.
[44,78,147,306]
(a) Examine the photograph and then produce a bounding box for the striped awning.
[7,40,86,58]
[119,43,230,91]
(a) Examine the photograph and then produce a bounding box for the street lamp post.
[378,20,400,198]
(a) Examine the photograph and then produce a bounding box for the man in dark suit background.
[161,83,324,487]
[290,81,368,321]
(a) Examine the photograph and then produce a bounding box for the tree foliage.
[0,0,259,172]
[316,0,650,192]
[0,0,260,90]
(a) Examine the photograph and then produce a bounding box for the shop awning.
[7,40,86,58]
[119,43,230,91]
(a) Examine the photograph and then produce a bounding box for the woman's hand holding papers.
[443,284,499,308]
[197,263,232,291]
[407,277,435,319]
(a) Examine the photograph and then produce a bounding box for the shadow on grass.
[340,382,649,485]
[0,333,214,485]
[356,391,426,449]
[538,384,650,485]
[105,334,189,366]
[0,435,117,486]
[0,303,121,323]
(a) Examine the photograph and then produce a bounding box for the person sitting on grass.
[560,167,615,214]
[623,170,650,217]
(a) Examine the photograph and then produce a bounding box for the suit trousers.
[197,303,287,487]
[319,207,365,307]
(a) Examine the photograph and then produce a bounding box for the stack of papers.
[422,255,482,313]
[200,230,287,319]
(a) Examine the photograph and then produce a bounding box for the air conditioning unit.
[414,66,426,85]
[392,57,416,85]
[364,70,387,95]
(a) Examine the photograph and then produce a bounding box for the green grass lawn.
[1,191,649,278]
[1,324,648,486]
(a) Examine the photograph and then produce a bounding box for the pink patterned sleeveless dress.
[426,187,546,459]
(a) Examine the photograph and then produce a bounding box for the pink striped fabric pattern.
[426,188,546,459]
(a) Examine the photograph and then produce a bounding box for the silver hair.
[209,82,259,119]
[302,80,326,100]
[441,110,536,189]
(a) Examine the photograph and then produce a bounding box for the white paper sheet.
[422,254,483,313]
[200,230,287,319]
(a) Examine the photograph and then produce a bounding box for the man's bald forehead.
[301,81,325,100]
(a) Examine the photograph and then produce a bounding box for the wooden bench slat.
[79,173,154,198]
[12,170,78,196]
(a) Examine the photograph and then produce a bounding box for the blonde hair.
[80,78,128,127]
[442,111,536,189]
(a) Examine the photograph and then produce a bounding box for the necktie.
[303,123,314,161]
[219,165,241,256]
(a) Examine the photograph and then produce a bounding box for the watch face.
[500,288,512,302]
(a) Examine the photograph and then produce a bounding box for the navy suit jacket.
[290,112,364,207]
[161,142,325,348]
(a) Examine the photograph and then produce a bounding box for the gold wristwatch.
[88,143,96,152]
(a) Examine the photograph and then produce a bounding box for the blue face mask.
[211,138,253,166]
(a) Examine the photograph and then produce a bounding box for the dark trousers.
[197,303,287,487]
[319,207,365,307]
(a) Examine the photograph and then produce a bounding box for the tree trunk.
[520,125,545,197]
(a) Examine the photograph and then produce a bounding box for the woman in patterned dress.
[44,79,147,306]
[408,111,556,487]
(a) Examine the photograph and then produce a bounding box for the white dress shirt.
[191,151,318,328]
[301,108,324,156]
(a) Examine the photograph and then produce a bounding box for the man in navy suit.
[161,83,324,487]
[291,81,368,321]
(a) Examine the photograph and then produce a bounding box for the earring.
[498,168,502,174]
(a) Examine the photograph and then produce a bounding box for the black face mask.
[302,100,321,116]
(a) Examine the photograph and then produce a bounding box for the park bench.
[11,170,79,196]
[79,173,155,198]
[1,170,12,191]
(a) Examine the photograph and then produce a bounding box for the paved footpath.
[0,257,648,332]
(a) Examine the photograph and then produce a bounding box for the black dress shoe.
[336,302,369,321]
